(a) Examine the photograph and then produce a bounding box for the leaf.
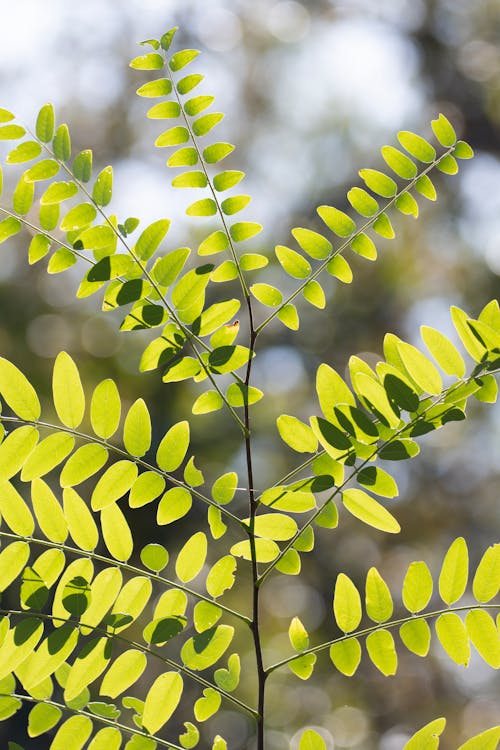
[183,95,214,115]
[277,414,318,453]
[13,176,35,215]
[458,727,500,750]
[466,609,500,668]
[206,555,237,598]
[435,612,470,665]
[0,124,26,140]
[0,542,30,592]
[170,48,199,70]
[0,618,44,682]
[439,537,469,605]
[359,168,397,197]
[398,130,436,162]
[214,653,240,693]
[381,145,417,178]
[156,126,189,147]
[231,538,279,562]
[214,170,245,191]
[402,561,433,612]
[249,513,297,540]
[289,653,316,679]
[176,532,207,582]
[454,140,474,159]
[157,486,192,525]
[24,159,60,182]
[53,123,71,161]
[0,480,35,536]
[123,398,151,457]
[399,618,431,657]
[366,629,397,675]
[31,478,68,543]
[0,107,14,122]
[60,202,97,231]
[172,171,207,188]
[99,649,147,699]
[0,217,22,243]
[317,206,355,237]
[194,688,221,721]
[473,544,500,602]
[129,471,166,508]
[240,253,268,270]
[203,142,235,164]
[48,715,93,750]
[130,52,164,69]
[140,543,168,572]
[275,245,311,279]
[431,113,457,147]
[420,325,466,377]
[289,616,309,651]
[73,149,93,182]
[181,625,234,670]
[192,390,224,414]
[357,466,398,498]
[365,567,393,622]
[41,181,78,204]
[299,730,326,750]
[194,113,225,137]
[342,488,400,533]
[0,357,41,419]
[0,425,39,481]
[91,460,138,510]
[28,703,63,737]
[326,255,352,283]
[101,503,134,561]
[135,219,170,261]
[397,341,443,395]
[347,186,379,216]
[92,167,113,206]
[48,248,76,274]
[404,718,446,750]
[415,174,437,201]
[329,638,361,676]
[278,304,300,330]
[156,420,190,471]
[147,101,181,119]
[333,573,362,633]
[63,488,99,552]
[136,78,172,97]
[60,443,108,487]
[52,352,85,428]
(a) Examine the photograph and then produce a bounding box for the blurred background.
[0,1,500,748]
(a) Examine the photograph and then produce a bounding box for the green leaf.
[147,101,181,119]
[123,398,151,457]
[229,221,262,242]
[289,616,309,651]
[203,142,235,164]
[136,78,172,97]
[435,612,470,665]
[193,113,225,136]
[208,345,251,373]
[181,624,234,670]
[129,470,166,508]
[156,420,190,471]
[0,217,22,243]
[198,230,228,256]
[289,652,316,679]
[194,687,221,721]
[395,192,419,217]
[329,638,361,676]
[458,727,500,750]
[73,149,93,182]
[397,341,443,395]
[0,425,39,482]
[206,556,237,598]
[366,629,397,675]
[372,212,395,239]
[357,466,398,498]
[155,126,189,147]
[192,390,223,414]
[0,618,44,682]
[439,537,468,605]
[358,168,397,197]
[31,478,68,543]
[170,48,200,71]
[278,304,300,330]
[101,502,133,561]
[214,652,240,693]
[179,722,200,749]
[333,573,362,633]
[211,260,238,282]
[64,637,112,702]
[0,107,14,122]
[5,141,42,164]
[415,174,437,201]
[28,703,63,737]
[177,73,204,94]
[347,186,379,216]
[91,460,138,511]
[99,649,147,699]
[13,177,34,215]
[248,513,297,541]
[184,95,215,115]
[275,244,311,279]
[431,113,457,147]
[0,124,25,140]
[326,255,353,283]
[473,544,500,603]
[176,532,207,582]
[398,130,436,162]
[0,542,30,592]
[466,609,500,668]
[48,248,77,274]
[90,379,121,439]
[302,280,325,309]
[231,538,279,562]
[53,124,71,161]
[92,167,113,206]
[24,158,59,182]
[250,283,283,307]
[436,154,458,175]
[454,140,474,159]
[403,560,433,612]
[342,488,400,533]
[317,205,355,237]
[350,232,378,260]
[420,325,466,377]
[130,52,164,70]
[60,443,108,488]
[299,730,327,750]
[186,198,217,216]
[277,414,318,453]
[41,180,78,205]
[140,544,168,572]
[0,480,35,535]
[35,104,55,142]
[399,618,431,657]
[87,728,122,750]
[63,488,99,551]
[404,718,446,750]
[172,171,208,188]
[142,672,183,734]
[60,202,97,231]
[157,486,192,525]
[365,567,393,622]
[213,170,245,191]
[151,247,190,286]
[52,352,85,428]
[47,715,93,750]
[451,306,487,362]
[380,145,417,178]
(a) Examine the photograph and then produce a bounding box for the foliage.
[0,25,498,750]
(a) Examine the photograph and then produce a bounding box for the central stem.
[243,311,267,749]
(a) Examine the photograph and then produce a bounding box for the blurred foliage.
[0,1,499,748]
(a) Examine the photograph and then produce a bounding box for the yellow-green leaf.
[402,560,433,612]
[175,532,207,582]
[0,357,41,420]
[439,537,469,605]
[101,503,134,561]
[342,488,400,534]
[333,573,361,633]
[52,352,85,428]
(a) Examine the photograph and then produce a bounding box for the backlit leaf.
[123,398,151,457]
[101,503,134,561]
[91,460,138,510]
[333,573,361,633]
[0,357,41,420]
[142,672,183,734]
[473,544,500,603]
[181,625,234,670]
[156,420,190,471]
[435,612,470,665]
[402,561,433,612]
[342,488,400,533]
[366,629,397,675]
[176,532,207,582]
[439,537,469,605]
[99,649,147,699]
[63,488,99,551]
